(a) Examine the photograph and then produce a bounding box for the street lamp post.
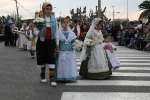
[60,12,61,21]
[112,6,120,21]
[112,6,114,21]
[127,0,128,20]
[98,0,101,18]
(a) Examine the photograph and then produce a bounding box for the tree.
[138,0,150,20]
[0,16,6,24]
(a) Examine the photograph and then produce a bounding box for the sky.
[0,0,144,21]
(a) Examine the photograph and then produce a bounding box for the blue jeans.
[121,38,125,45]
[118,38,122,45]
[129,37,135,45]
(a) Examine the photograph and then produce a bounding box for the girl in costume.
[55,18,78,81]
[36,2,58,87]
[79,18,112,79]
[102,34,121,69]
[25,23,38,59]
[19,23,27,50]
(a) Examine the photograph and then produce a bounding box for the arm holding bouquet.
[33,17,45,41]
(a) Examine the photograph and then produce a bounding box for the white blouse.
[45,16,59,45]
[45,16,50,27]
[29,30,33,38]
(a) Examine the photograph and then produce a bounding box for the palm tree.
[138,0,150,20]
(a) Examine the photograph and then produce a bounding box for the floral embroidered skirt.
[79,57,112,79]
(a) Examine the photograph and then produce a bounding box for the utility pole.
[13,0,19,28]
[98,0,101,18]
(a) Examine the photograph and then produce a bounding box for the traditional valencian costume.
[79,18,112,79]
[26,23,38,59]
[102,42,122,69]
[36,2,58,86]
[55,29,78,81]
[18,23,27,49]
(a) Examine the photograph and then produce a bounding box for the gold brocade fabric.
[29,38,36,47]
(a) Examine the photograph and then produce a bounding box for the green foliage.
[138,1,150,20]
[138,1,150,10]
[18,19,33,27]
[0,16,7,24]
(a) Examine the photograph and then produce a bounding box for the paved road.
[0,42,150,100]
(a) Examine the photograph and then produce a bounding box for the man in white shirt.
[73,20,80,38]
[120,21,124,30]
[134,20,142,30]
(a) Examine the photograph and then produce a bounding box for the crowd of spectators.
[103,20,150,52]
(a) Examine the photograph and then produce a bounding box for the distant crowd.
[102,20,150,52]
[0,22,18,47]
[1,19,150,52]
[69,20,150,52]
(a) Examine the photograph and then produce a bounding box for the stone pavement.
[0,42,150,100]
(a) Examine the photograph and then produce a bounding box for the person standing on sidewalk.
[11,23,18,47]
[4,22,11,46]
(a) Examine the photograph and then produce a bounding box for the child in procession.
[36,2,58,87]
[55,18,78,81]
[80,18,112,79]
[25,23,38,59]
[19,23,27,50]
[102,34,122,69]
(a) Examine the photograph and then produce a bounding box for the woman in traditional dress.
[55,18,78,81]
[102,34,121,69]
[18,23,27,50]
[36,2,58,87]
[79,18,112,79]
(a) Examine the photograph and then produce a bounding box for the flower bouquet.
[83,38,95,47]
[72,39,83,52]
[83,38,95,57]
[33,17,45,41]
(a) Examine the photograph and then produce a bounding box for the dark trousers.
[125,39,130,46]
[10,34,15,46]
[136,39,143,50]
[118,38,122,45]
[36,38,56,65]
[141,40,148,50]
[113,35,118,42]
[5,35,11,46]
[14,33,18,46]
